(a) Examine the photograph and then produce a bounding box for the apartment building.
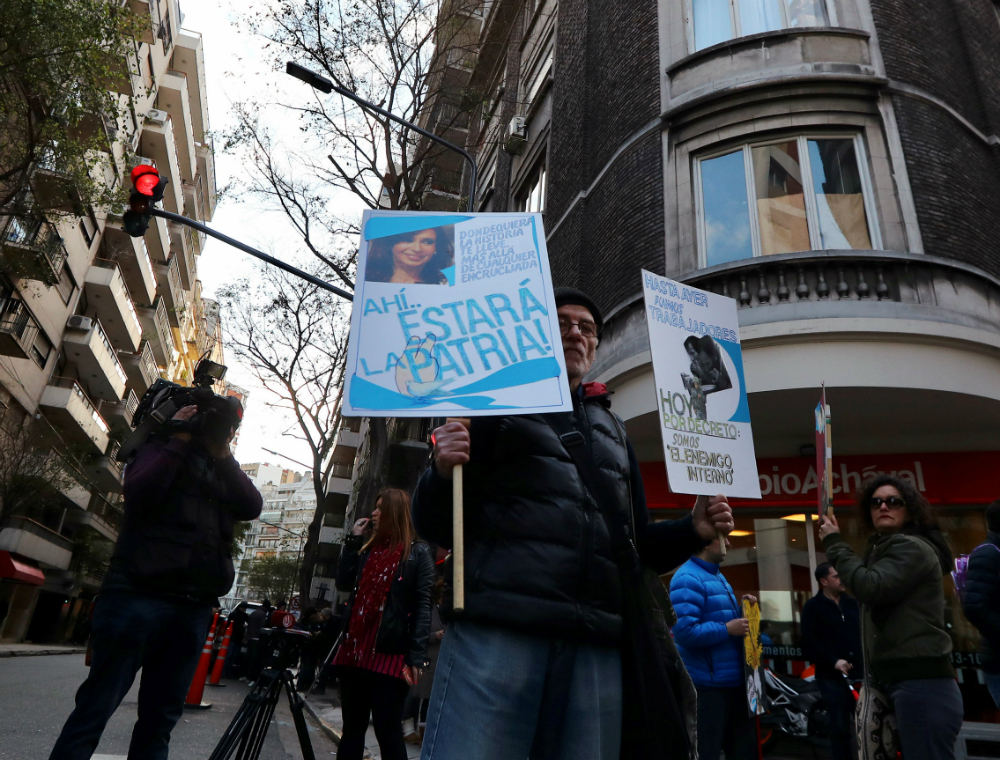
[0,0,222,643]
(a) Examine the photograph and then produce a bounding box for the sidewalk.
[0,643,87,658]
[303,686,422,760]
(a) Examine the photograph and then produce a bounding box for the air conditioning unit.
[503,116,528,155]
[137,157,155,167]
[146,109,168,125]
[66,315,94,331]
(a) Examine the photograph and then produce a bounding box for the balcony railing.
[679,250,1000,318]
[0,214,68,284]
[47,376,111,436]
[87,492,124,533]
[94,319,129,388]
[138,340,158,385]
[1,515,73,553]
[90,258,143,338]
[0,298,39,359]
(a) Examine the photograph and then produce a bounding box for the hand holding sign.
[693,493,734,556]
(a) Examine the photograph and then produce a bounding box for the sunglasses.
[869,496,906,510]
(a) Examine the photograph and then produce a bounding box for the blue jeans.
[886,678,964,760]
[985,671,1000,711]
[421,621,622,760]
[49,591,213,760]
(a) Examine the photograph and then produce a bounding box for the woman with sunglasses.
[819,475,962,760]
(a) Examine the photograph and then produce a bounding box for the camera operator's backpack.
[952,543,1000,604]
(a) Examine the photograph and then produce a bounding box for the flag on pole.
[815,388,833,517]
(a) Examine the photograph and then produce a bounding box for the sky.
[178,0,364,474]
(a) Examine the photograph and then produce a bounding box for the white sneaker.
[402,718,417,739]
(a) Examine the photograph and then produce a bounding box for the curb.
[302,698,342,747]
[0,648,87,658]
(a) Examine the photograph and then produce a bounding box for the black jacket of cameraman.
[336,533,436,667]
[106,435,262,602]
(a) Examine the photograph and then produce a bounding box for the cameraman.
[49,404,262,760]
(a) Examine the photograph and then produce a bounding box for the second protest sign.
[641,270,761,499]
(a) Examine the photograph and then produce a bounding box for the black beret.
[553,286,604,338]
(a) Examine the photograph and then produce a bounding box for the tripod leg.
[283,671,317,760]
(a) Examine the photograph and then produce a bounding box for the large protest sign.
[641,270,761,498]
[343,211,572,417]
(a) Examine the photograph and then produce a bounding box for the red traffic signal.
[129,164,169,208]
[124,164,169,237]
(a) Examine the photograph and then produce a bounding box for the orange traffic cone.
[184,613,219,709]
[208,622,233,687]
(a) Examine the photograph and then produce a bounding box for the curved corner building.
[427,0,1000,733]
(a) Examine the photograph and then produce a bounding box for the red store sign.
[640,451,1000,510]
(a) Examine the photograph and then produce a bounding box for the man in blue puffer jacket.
[670,537,756,760]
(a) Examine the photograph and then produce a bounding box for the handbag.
[546,414,696,760]
[856,614,900,760]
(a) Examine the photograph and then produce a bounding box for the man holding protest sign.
[411,287,735,760]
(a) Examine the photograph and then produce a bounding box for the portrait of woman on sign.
[365,225,455,285]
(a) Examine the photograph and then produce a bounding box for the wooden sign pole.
[448,418,469,611]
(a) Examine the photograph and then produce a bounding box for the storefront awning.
[0,551,45,586]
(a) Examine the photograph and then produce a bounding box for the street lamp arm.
[148,208,355,302]
[285,62,478,213]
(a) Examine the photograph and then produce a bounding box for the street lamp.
[285,61,478,213]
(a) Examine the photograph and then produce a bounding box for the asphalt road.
[0,654,338,759]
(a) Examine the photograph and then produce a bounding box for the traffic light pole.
[148,208,354,302]
[285,62,478,213]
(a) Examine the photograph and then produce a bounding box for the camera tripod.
[209,630,316,760]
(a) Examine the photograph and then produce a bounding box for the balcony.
[121,340,159,395]
[144,211,170,263]
[137,296,174,367]
[101,389,138,436]
[0,516,73,570]
[331,427,362,465]
[0,215,68,286]
[170,223,197,289]
[157,69,197,182]
[138,118,184,213]
[85,442,124,494]
[62,318,128,401]
[0,299,40,360]
[196,140,218,222]
[154,257,184,326]
[65,493,123,542]
[40,378,111,454]
[72,555,110,591]
[102,225,156,306]
[84,260,142,352]
[125,0,156,44]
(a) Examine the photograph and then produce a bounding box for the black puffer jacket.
[411,386,706,646]
[962,531,1000,672]
[336,535,436,667]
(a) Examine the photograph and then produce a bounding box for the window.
[31,329,52,368]
[516,159,547,213]
[691,0,828,51]
[696,134,879,267]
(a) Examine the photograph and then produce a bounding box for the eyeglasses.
[869,496,906,510]
[558,319,598,339]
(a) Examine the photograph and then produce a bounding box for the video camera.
[115,358,244,463]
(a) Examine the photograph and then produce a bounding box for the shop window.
[516,159,547,213]
[691,0,829,51]
[696,134,879,268]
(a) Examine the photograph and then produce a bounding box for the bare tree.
[0,413,80,527]
[217,265,349,602]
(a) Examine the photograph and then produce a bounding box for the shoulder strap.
[544,413,640,576]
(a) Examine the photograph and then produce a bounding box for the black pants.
[818,678,854,760]
[338,667,410,760]
[48,592,213,760]
[297,649,318,692]
[695,684,757,760]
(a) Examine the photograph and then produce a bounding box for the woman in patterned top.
[334,488,436,760]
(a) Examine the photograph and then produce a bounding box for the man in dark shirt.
[800,562,862,760]
[49,404,262,760]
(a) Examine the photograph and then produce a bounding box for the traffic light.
[122,164,169,237]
